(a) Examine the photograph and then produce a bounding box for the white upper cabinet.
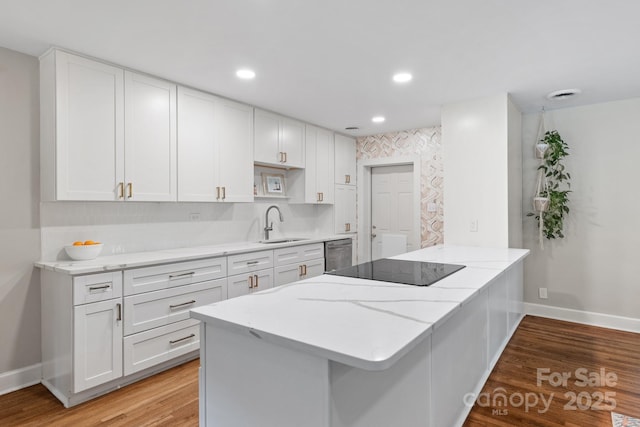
[304,125,335,204]
[41,50,125,201]
[40,50,177,201]
[254,109,305,168]
[334,134,357,185]
[178,87,254,202]
[124,71,177,201]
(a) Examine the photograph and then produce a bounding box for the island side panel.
[431,288,489,427]
[329,336,431,427]
[200,323,330,427]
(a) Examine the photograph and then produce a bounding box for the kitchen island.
[190,245,529,427]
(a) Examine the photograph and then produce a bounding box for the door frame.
[357,156,421,263]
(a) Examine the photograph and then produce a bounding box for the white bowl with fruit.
[64,240,103,261]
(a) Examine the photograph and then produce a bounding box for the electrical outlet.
[539,287,548,299]
[189,213,201,222]
[470,219,478,232]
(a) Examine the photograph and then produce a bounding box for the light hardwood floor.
[1,316,638,426]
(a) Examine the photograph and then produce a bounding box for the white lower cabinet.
[228,268,274,299]
[73,298,123,392]
[273,243,325,286]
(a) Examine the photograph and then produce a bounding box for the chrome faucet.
[264,205,284,241]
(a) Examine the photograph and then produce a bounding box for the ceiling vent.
[547,88,581,100]
[345,126,359,130]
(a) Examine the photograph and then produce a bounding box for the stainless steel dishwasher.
[324,238,353,272]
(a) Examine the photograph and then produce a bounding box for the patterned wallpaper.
[356,126,444,247]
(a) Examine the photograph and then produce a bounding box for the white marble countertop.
[190,245,529,371]
[35,235,350,275]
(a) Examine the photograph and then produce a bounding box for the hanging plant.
[527,130,571,242]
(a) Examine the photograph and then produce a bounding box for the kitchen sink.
[258,238,310,244]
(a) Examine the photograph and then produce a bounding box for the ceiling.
[1,0,640,136]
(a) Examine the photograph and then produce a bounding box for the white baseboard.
[0,363,42,396]
[524,303,640,333]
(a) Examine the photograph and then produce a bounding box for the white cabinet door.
[254,109,281,166]
[274,263,304,287]
[124,71,177,201]
[228,268,273,299]
[334,184,357,234]
[216,98,254,202]
[73,299,123,392]
[54,51,125,201]
[254,109,305,168]
[281,117,305,168]
[334,134,356,185]
[304,125,334,204]
[177,87,218,202]
[304,258,325,279]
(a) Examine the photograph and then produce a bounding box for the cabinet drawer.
[123,319,199,376]
[227,250,273,276]
[123,257,226,295]
[273,243,324,267]
[124,278,226,335]
[73,272,123,305]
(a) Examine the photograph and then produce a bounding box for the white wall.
[442,94,519,247]
[522,98,640,320]
[0,47,41,373]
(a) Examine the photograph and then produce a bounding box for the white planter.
[535,143,549,159]
[533,196,550,212]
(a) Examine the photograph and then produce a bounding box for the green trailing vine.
[527,130,571,239]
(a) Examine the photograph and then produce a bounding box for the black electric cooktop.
[328,258,465,287]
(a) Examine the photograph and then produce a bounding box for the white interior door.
[371,165,416,260]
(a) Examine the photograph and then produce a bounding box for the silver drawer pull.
[88,284,111,291]
[169,272,195,279]
[246,261,259,265]
[169,300,196,309]
[169,333,196,345]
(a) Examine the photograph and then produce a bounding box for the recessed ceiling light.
[236,69,256,79]
[393,72,413,83]
[372,116,385,123]
[546,88,581,100]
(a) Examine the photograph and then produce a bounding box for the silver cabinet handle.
[88,284,111,291]
[303,264,307,275]
[116,303,122,321]
[248,275,254,289]
[299,265,303,276]
[254,274,259,288]
[246,260,259,265]
[118,182,124,199]
[345,175,350,184]
[222,186,226,200]
[127,182,133,199]
[169,333,196,345]
[169,300,196,309]
[279,152,284,163]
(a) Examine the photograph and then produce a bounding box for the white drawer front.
[304,257,325,279]
[123,257,226,295]
[227,250,273,276]
[73,272,123,305]
[299,243,324,261]
[123,319,199,376]
[124,278,226,335]
[273,243,324,267]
